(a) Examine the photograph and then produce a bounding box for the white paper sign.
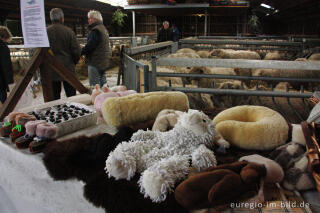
[20,0,49,48]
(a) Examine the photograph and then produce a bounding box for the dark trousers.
[0,88,7,104]
[52,81,76,100]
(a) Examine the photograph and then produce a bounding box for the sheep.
[251,58,319,91]
[138,59,191,86]
[251,68,279,88]
[196,50,211,58]
[208,49,260,87]
[264,51,286,60]
[10,58,30,74]
[209,49,261,60]
[138,62,183,86]
[11,58,21,73]
[167,52,200,59]
[212,80,249,108]
[187,93,214,110]
[234,68,253,88]
[176,48,196,54]
[309,53,320,61]
[156,67,183,85]
[256,50,267,59]
[188,66,236,88]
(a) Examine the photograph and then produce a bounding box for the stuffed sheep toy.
[105,109,218,202]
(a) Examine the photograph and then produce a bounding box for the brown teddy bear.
[174,161,266,210]
[175,154,284,210]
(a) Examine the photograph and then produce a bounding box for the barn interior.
[0,0,319,37]
[0,1,320,213]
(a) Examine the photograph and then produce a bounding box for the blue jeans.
[88,65,107,87]
[0,89,7,104]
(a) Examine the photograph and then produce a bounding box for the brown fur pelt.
[43,126,188,213]
[43,127,135,182]
[84,171,187,213]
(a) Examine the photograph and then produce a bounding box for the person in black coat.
[157,21,173,42]
[0,26,14,104]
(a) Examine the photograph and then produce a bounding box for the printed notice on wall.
[20,0,49,48]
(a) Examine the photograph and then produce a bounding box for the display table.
[1,95,320,213]
[0,95,117,213]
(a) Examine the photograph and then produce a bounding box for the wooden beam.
[39,59,55,102]
[0,48,43,120]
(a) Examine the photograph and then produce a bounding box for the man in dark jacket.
[157,21,173,42]
[47,8,81,100]
[81,10,110,88]
[0,26,14,104]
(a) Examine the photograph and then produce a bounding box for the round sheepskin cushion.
[213,105,288,150]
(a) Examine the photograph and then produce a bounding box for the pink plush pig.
[91,84,103,104]
[116,90,137,97]
[94,92,119,116]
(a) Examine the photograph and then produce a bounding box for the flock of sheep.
[139,47,320,118]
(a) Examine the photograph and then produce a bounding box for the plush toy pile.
[105,109,218,202]
[39,102,319,213]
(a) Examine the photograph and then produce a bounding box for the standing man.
[157,21,173,42]
[47,8,81,100]
[171,23,180,42]
[0,26,13,105]
[81,10,110,88]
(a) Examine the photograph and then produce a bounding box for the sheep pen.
[131,40,320,123]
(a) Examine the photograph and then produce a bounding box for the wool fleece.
[101,91,189,128]
[43,127,135,182]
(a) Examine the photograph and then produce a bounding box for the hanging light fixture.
[260,3,274,10]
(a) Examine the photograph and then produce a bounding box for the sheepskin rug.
[105,109,217,202]
[84,171,187,213]
[213,105,289,150]
[43,127,135,182]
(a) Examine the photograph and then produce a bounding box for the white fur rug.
[0,139,104,213]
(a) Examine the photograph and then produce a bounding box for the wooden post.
[40,57,55,102]
[139,66,144,93]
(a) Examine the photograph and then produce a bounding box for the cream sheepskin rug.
[105,109,217,202]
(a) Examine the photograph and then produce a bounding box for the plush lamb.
[105,109,218,202]
[152,109,230,150]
